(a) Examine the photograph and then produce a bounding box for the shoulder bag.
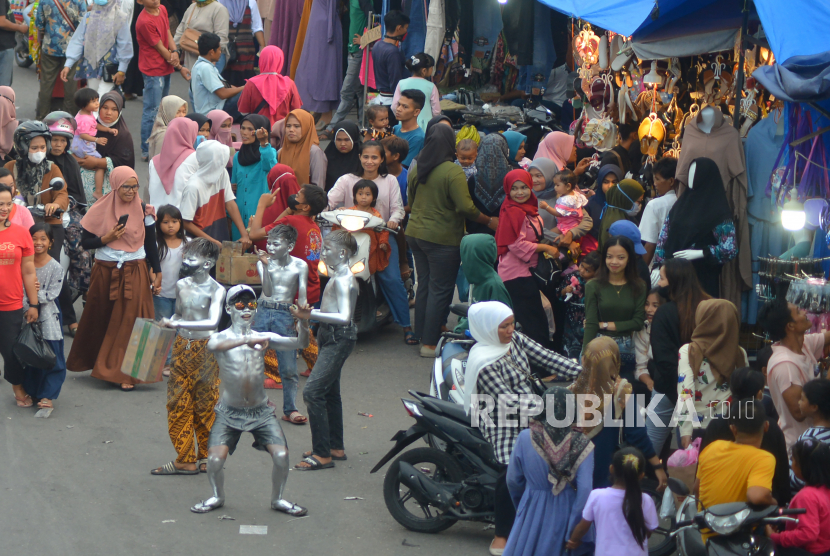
[179,7,202,55]
[525,215,561,289]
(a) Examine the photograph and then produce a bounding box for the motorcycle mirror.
[49,177,65,191]
[668,477,690,497]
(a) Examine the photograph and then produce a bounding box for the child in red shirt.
[768,438,830,555]
[135,0,189,160]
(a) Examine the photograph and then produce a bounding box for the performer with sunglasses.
[152,238,227,476]
[190,284,310,516]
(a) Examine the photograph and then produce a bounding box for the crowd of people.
[0,3,829,556]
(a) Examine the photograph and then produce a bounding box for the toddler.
[634,287,666,393]
[557,250,600,359]
[337,179,390,274]
[71,88,116,201]
[455,138,478,180]
[539,169,598,256]
[364,105,391,141]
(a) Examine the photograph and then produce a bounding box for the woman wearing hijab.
[453,234,512,332]
[0,87,18,161]
[173,0,230,72]
[534,131,574,168]
[186,113,211,140]
[232,114,275,240]
[277,109,326,189]
[597,179,644,248]
[75,91,135,205]
[61,0,134,96]
[572,336,665,489]
[323,121,362,192]
[147,95,188,161]
[584,164,621,241]
[219,0,266,86]
[654,157,738,298]
[148,118,199,207]
[464,301,582,554]
[496,169,560,348]
[407,124,497,357]
[467,133,511,236]
[238,46,302,126]
[502,130,528,169]
[252,164,299,252]
[67,167,161,391]
[207,109,235,167]
[677,299,747,448]
[505,387,595,556]
[527,158,559,229]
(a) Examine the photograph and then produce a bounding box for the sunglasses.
[233,301,257,310]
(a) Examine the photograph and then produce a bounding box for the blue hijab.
[585,164,623,238]
[502,130,527,164]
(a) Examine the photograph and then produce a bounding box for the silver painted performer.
[253,224,309,425]
[152,239,226,476]
[191,285,309,515]
[293,230,359,471]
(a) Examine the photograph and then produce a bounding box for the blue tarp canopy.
[536,0,830,64]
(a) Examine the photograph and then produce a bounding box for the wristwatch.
[600,322,608,330]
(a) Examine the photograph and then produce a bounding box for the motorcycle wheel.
[642,480,675,556]
[383,447,465,534]
[14,49,31,68]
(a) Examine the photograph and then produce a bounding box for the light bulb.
[337,214,368,232]
[781,200,806,231]
[350,260,365,274]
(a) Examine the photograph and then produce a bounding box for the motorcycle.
[21,177,73,271]
[429,305,473,406]
[661,477,805,556]
[317,209,401,335]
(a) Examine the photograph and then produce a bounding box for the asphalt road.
[1,64,492,556]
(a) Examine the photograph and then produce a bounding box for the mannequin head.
[698,106,716,134]
[688,161,697,190]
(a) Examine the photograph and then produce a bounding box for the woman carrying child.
[20,223,67,411]
[391,52,441,132]
[538,169,598,256]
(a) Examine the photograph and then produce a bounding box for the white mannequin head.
[698,106,716,134]
[688,161,697,190]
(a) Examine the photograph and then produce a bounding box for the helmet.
[43,111,76,140]
[13,120,52,157]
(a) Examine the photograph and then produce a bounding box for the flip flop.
[302,450,346,461]
[151,461,200,475]
[198,458,208,473]
[14,393,33,408]
[294,456,335,471]
[282,412,308,425]
[404,331,419,345]
[272,501,308,516]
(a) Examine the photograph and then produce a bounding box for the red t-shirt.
[0,223,34,311]
[136,5,174,77]
[264,215,322,304]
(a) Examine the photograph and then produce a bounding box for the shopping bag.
[14,322,56,370]
[359,46,376,89]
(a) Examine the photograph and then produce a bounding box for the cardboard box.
[216,241,261,285]
[121,318,177,383]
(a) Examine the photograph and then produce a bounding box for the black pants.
[0,308,25,385]
[504,275,550,348]
[407,237,461,346]
[494,472,516,538]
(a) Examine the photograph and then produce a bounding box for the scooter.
[661,478,805,556]
[429,304,473,406]
[317,209,399,335]
[22,177,72,271]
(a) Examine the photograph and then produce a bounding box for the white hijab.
[463,301,514,414]
[190,140,230,191]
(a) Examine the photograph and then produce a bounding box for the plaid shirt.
[474,331,582,464]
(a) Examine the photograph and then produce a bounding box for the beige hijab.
[688,299,744,382]
[147,96,188,159]
[571,336,632,437]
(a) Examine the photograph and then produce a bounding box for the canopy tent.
[536,0,830,64]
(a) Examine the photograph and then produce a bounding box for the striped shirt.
[180,171,236,242]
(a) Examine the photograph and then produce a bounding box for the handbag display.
[14,322,56,370]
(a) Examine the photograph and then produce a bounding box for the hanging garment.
[294,0,342,113]
[423,0,444,62]
[401,0,427,59]
[269,0,304,75]
[289,0,313,79]
[500,0,534,67]
[677,109,750,312]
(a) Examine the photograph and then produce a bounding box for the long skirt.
[66,259,155,385]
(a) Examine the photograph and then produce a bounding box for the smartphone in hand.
[117,214,129,228]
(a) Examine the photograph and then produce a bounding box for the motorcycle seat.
[423,396,473,424]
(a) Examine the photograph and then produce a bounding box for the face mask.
[194,135,206,149]
[28,151,46,164]
[287,194,300,211]
[179,262,201,279]
[607,186,641,217]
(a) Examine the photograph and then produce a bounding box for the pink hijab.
[246,46,293,120]
[0,86,17,159]
[81,167,151,252]
[207,109,233,147]
[533,131,574,170]
[152,118,198,195]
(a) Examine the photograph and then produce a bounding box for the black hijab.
[237,114,271,167]
[96,91,135,168]
[323,121,362,191]
[416,124,455,184]
[425,114,452,134]
[185,112,211,135]
[48,146,84,207]
[663,157,733,258]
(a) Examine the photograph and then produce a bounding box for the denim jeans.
[646,393,679,456]
[328,51,364,128]
[0,48,14,87]
[407,236,461,346]
[303,323,356,458]
[23,339,66,399]
[141,73,172,156]
[375,240,411,328]
[154,296,176,364]
[253,305,299,416]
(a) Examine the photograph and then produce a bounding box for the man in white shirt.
[639,157,678,267]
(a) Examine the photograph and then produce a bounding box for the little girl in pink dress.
[538,169,598,257]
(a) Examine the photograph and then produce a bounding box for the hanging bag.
[179,7,201,55]
[14,321,56,370]
[525,215,560,288]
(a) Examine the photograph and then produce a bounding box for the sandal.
[197,458,208,473]
[281,412,308,425]
[14,393,33,407]
[120,383,135,392]
[272,501,308,516]
[37,399,53,409]
[294,456,335,471]
[150,461,200,475]
[303,450,346,461]
[404,331,419,345]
